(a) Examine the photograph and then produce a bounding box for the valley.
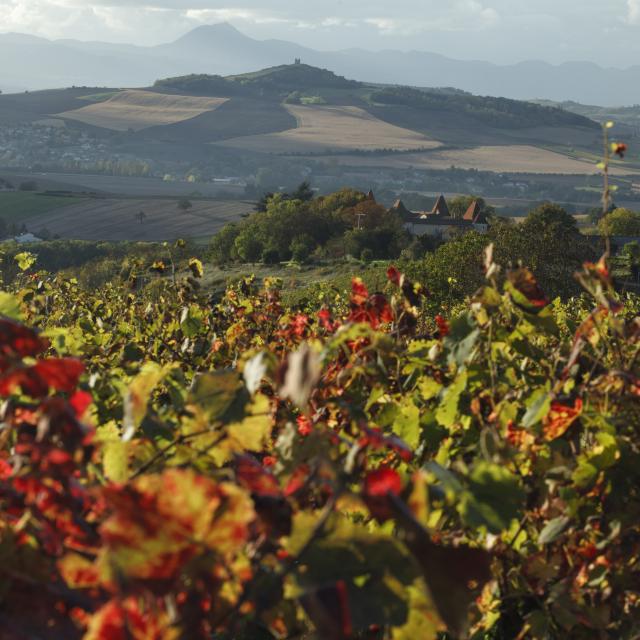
[1,61,638,241]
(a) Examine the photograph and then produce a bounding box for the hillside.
[0,62,628,177]
[155,64,359,98]
[227,64,359,91]
[369,87,597,130]
[532,99,640,133]
[4,23,640,104]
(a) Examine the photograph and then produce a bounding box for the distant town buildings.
[13,233,42,244]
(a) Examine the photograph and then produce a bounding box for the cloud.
[628,0,640,23]
[186,8,281,24]
[365,1,500,34]
[0,0,501,38]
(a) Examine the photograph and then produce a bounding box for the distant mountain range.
[2,23,640,106]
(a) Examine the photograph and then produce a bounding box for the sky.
[1,0,639,67]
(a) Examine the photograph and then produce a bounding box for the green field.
[0,192,87,223]
[78,91,122,103]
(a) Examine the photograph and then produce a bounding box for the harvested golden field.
[217,104,441,153]
[57,90,229,131]
[316,144,637,175]
[24,198,251,241]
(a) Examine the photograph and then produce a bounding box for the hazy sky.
[1,0,639,66]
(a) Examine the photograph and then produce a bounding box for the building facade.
[391,195,489,239]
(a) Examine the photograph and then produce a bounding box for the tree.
[261,247,280,265]
[210,224,241,265]
[622,241,640,281]
[255,192,275,213]
[360,248,374,263]
[290,234,316,264]
[344,201,392,231]
[623,240,640,261]
[449,195,496,219]
[524,202,579,235]
[344,226,408,261]
[411,232,491,308]
[291,181,314,202]
[284,91,302,104]
[490,203,595,298]
[598,208,640,236]
[587,202,616,225]
[19,180,38,192]
[234,232,263,263]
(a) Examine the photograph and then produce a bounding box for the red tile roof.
[463,200,481,221]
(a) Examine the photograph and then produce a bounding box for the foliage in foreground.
[0,249,639,640]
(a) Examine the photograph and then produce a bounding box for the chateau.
[390,194,489,238]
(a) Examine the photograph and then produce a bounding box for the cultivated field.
[217,104,441,153]
[57,90,229,132]
[21,198,252,241]
[2,172,246,198]
[0,192,87,223]
[316,145,637,175]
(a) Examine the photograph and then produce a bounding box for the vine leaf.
[390,493,492,638]
[280,344,322,409]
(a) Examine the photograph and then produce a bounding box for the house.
[13,233,42,244]
[392,194,489,239]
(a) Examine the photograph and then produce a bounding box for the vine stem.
[129,428,213,479]
[602,124,612,258]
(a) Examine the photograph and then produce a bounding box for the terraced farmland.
[57,90,229,132]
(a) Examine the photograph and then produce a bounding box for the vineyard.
[0,245,639,640]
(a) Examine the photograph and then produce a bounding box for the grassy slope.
[57,91,229,132]
[533,99,640,127]
[141,66,605,152]
[0,88,118,125]
[198,260,390,302]
[131,98,297,143]
[0,192,87,223]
